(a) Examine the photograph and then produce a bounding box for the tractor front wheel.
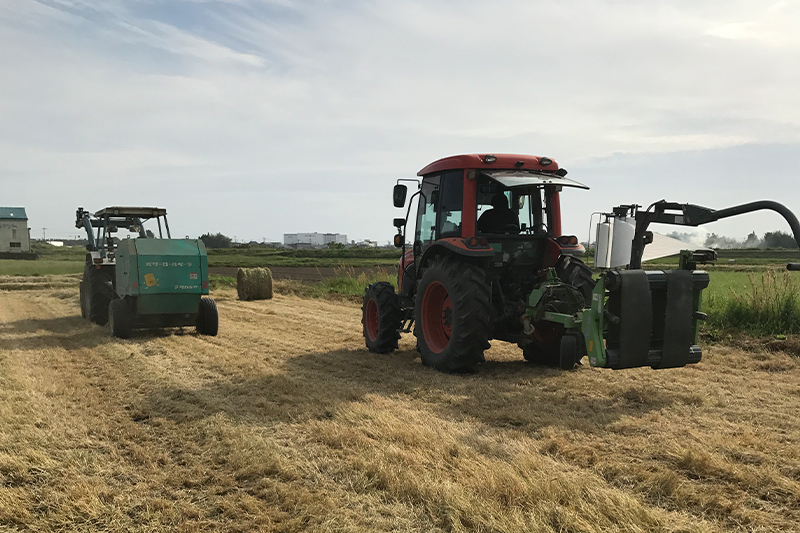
[362,282,402,353]
[109,298,134,338]
[196,297,219,336]
[414,256,491,372]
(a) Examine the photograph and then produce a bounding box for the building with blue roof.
[0,207,31,256]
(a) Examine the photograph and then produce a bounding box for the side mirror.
[393,218,405,228]
[393,234,403,248]
[393,184,408,208]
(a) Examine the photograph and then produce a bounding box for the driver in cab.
[477,194,519,234]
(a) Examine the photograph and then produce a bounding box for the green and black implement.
[76,206,218,338]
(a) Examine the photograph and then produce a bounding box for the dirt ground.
[1,278,800,532]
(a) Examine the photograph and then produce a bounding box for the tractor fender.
[418,238,493,272]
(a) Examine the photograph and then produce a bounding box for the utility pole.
[42,228,46,241]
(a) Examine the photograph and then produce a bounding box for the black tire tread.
[197,297,219,336]
[109,298,134,338]
[414,255,491,372]
[84,263,114,325]
[362,282,402,353]
[555,255,596,306]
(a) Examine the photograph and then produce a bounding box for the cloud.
[1,0,799,243]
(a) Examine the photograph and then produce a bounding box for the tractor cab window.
[415,175,440,247]
[438,170,463,238]
[476,176,552,236]
[477,179,519,234]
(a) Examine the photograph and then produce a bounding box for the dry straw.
[236,267,273,300]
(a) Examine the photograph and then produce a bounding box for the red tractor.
[362,154,594,372]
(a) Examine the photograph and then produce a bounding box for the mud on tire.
[414,255,491,373]
[362,282,402,353]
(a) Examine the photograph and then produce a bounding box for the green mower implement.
[76,206,218,338]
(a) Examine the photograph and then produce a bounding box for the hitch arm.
[630,200,800,270]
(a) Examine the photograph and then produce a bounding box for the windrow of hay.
[236,267,273,301]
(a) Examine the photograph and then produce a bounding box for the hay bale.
[236,267,273,301]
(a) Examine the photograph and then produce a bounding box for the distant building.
[283,232,347,247]
[0,207,31,256]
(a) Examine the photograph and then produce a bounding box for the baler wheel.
[361,282,402,353]
[414,256,491,373]
[85,264,114,325]
[109,298,134,338]
[196,297,219,336]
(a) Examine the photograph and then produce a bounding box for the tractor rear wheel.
[362,282,402,353]
[196,297,219,336]
[414,255,491,373]
[555,255,595,306]
[109,298,134,338]
[85,264,114,325]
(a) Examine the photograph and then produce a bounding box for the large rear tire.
[85,263,114,325]
[414,255,491,373]
[555,255,595,306]
[109,298,134,339]
[196,297,219,336]
[362,282,402,353]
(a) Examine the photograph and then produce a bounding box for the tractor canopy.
[480,169,589,190]
[418,154,566,176]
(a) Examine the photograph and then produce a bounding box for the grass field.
[1,279,799,531]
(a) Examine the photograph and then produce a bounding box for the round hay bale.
[236,267,273,301]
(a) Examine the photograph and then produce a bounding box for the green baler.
[76,206,218,338]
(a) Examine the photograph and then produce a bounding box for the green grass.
[0,260,84,276]
[703,269,800,336]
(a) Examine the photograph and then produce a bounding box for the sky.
[1,0,799,245]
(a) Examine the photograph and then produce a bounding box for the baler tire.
[109,298,134,339]
[362,282,402,353]
[555,255,596,306]
[86,264,114,326]
[414,255,491,373]
[196,297,219,336]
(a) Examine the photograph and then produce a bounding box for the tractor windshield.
[476,171,587,236]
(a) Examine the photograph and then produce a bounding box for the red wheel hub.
[365,299,379,342]
[421,281,452,353]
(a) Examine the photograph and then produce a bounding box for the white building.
[0,207,31,255]
[284,232,347,247]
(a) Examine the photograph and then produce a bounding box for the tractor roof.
[94,207,167,219]
[417,154,588,190]
[418,154,560,175]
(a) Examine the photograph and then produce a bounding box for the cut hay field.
[2,278,800,532]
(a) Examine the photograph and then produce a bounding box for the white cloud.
[1,0,799,243]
